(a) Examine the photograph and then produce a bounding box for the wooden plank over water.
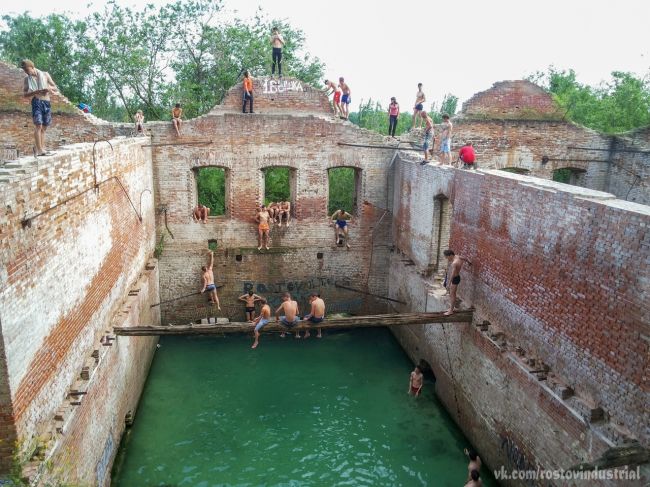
[113,310,474,336]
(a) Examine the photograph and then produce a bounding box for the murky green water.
[112,328,497,486]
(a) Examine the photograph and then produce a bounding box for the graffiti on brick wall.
[500,433,540,487]
[242,276,362,313]
[262,78,303,94]
[96,429,114,485]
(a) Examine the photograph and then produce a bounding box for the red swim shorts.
[334,91,341,103]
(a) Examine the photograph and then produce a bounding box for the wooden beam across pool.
[113,310,474,336]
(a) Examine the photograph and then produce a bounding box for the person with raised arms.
[239,290,263,322]
[200,250,220,309]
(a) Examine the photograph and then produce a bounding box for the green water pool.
[112,328,497,486]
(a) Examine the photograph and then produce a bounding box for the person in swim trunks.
[193,204,210,223]
[420,111,434,165]
[21,59,59,156]
[330,208,352,248]
[439,113,453,165]
[275,292,301,338]
[239,290,263,322]
[338,77,351,120]
[278,201,291,226]
[200,250,221,309]
[324,79,343,118]
[303,292,325,339]
[408,365,423,397]
[412,83,426,129]
[172,103,183,137]
[251,299,271,349]
[443,249,472,316]
[256,205,271,250]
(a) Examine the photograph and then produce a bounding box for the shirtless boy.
[324,79,342,118]
[251,298,271,349]
[275,292,301,338]
[409,365,423,397]
[200,250,221,309]
[419,111,434,165]
[330,208,352,248]
[256,205,271,250]
[338,77,351,120]
[193,204,210,223]
[439,114,453,165]
[21,59,59,156]
[443,249,472,315]
[464,470,482,487]
[270,27,285,78]
[172,103,183,136]
[239,290,262,322]
[278,201,291,226]
[412,83,426,129]
[303,292,325,339]
[134,110,145,134]
[464,448,482,480]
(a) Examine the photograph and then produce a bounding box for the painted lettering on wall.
[499,433,547,487]
[262,78,304,94]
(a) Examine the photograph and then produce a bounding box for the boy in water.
[239,290,263,322]
[172,103,183,136]
[275,292,301,338]
[408,365,423,397]
[302,292,325,339]
[443,249,472,315]
[464,448,482,480]
[464,470,482,487]
[200,250,220,309]
[251,298,271,349]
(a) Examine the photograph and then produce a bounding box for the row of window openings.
[195,166,360,217]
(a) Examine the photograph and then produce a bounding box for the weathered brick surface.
[0,137,157,474]
[149,110,394,324]
[389,156,649,485]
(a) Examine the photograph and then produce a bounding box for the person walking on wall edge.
[21,59,59,156]
[243,70,254,113]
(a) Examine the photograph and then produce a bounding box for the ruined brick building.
[0,60,648,485]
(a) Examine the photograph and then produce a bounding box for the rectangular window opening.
[196,167,227,216]
[208,239,218,251]
[328,167,359,216]
[263,167,292,205]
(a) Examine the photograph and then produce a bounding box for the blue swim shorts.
[31,98,52,126]
[415,103,424,111]
[336,219,347,228]
[205,284,216,292]
[341,94,351,105]
[255,318,270,331]
[440,138,451,153]
[306,315,324,324]
[423,130,432,151]
[280,316,299,328]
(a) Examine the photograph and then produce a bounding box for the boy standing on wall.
[134,110,145,134]
[270,27,285,78]
[251,299,272,349]
[243,70,254,114]
[21,59,59,156]
[339,77,351,120]
[412,83,426,129]
[256,205,271,250]
[239,290,263,322]
[200,251,221,309]
[408,365,423,397]
[439,114,453,165]
[325,79,343,118]
[443,250,472,315]
[419,111,434,165]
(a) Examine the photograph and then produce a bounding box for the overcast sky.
[4,0,649,113]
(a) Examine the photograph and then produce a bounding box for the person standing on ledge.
[279,201,291,226]
[270,27,285,78]
[256,205,271,250]
[201,250,221,309]
[242,70,254,113]
[412,83,426,129]
[251,298,271,349]
[324,79,343,118]
[134,110,145,134]
[408,365,423,397]
[388,97,400,137]
[419,111,434,165]
[239,290,263,322]
[443,249,472,315]
[21,59,59,156]
[339,77,351,120]
[275,292,301,338]
[303,292,325,339]
[459,142,476,169]
[172,103,183,136]
[439,113,453,165]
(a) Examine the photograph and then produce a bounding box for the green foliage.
[349,94,458,135]
[328,167,356,215]
[0,1,324,121]
[196,167,226,215]
[529,68,650,133]
[552,168,572,183]
[154,234,165,259]
[264,167,290,204]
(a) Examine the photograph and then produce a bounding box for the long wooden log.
[114,310,473,336]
